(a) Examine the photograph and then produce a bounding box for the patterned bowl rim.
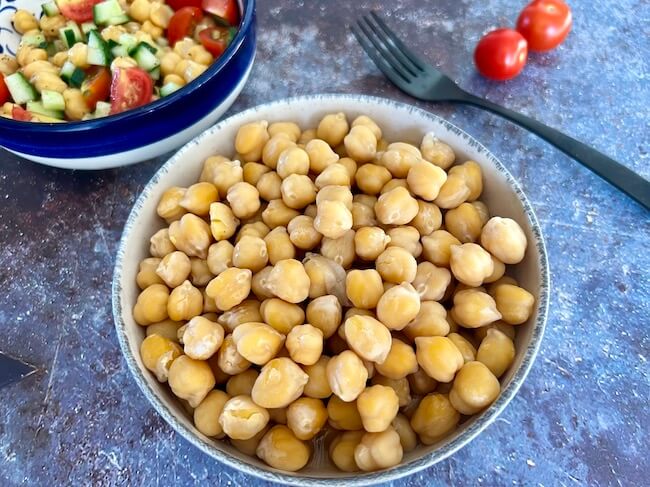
[112,93,550,486]
[0,0,255,131]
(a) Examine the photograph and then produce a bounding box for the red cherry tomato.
[198,26,234,57]
[202,0,239,25]
[166,0,202,11]
[474,29,528,81]
[517,0,572,51]
[57,0,103,23]
[81,67,111,111]
[110,67,153,115]
[0,76,9,105]
[12,106,32,121]
[167,6,204,46]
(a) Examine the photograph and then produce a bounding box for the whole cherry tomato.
[474,28,528,81]
[516,0,572,51]
[167,6,204,46]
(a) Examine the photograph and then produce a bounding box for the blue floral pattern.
[1,0,24,55]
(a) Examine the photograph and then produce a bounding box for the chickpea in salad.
[0,0,239,122]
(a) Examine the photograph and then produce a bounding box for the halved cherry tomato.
[57,0,103,23]
[167,6,204,46]
[110,67,153,115]
[81,67,111,111]
[12,106,32,121]
[198,26,234,57]
[166,0,202,10]
[202,0,239,25]
[516,0,572,52]
[0,76,9,105]
[474,29,528,81]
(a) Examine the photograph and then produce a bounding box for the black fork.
[352,12,650,210]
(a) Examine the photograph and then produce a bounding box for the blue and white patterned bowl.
[112,94,550,485]
[0,0,255,169]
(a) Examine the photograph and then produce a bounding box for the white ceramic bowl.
[112,94,550,485]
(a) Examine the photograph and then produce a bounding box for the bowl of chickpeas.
[112,94,549,484]
[0,0,254,169]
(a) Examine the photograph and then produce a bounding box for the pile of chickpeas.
[134,112,536,473]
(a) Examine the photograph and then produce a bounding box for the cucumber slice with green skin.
[94,101,111,118]
[111,45,128,57]
[132,42,160,71]
[160,82,182,97]
[26,101,64,119]
[105,13,130,25]
[87,30,112,66]
[118,33,137,51]
[149,67,160,81]
[22,32,47,47]
[60,61,85,87]
[59,23,83,48]
[4,73,38,105]
[81,22,98,34]
[41,90,66,111]
[93,0,125,25]
[42,1,60,16]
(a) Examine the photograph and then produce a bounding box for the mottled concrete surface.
[1,0,649,485]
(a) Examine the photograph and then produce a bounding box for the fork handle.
[458,93,650,210]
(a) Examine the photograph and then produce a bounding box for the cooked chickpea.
[375,247,417,284]
[303,253,347,301]
[225,369,259,397]
[243,162,271,186]
[179,316,223,360]
[345,269,383,309]
[314,199,353,239]
[256,425,311,472]
[447,332,477,363]
[285,324,323,366]
[415,336,464,382]
[451,289,501,328]
[388,414,416,453]
[157,186,186,222]
[480,216,528,264]
[252,358,309,408]
[203,158,243,197]
[449,160,483,201]
[305,139,339,173]
[256,171,282,201]
[225,182,260,219]
[189,258,213,286]
[351,201,377,229]
[355,164,392,195]
[264,259,310,303]
[317,112,349,147]
[375,187,419,225]
[230,235,268,272]
[303,356,333,399]
[327,350,368,402]
[298,128,317,144]
[217,334,251,375]
[279,174,316,209]
[276,146,310,178]
[484,255,506,284]
[287,215,322,250]
[421,230,461,268]
[137,258,164,289]
[412,262,451,301]
[408,368,438,395]
[376,283,421,331]
[329,430,364,472]
[327,395,363,430]
[474,321,516,341]
[168,355,215,407]
[357,385,400,432]
[206,240,234,276]
[434,173,470,209]
[156,251,191,288]
[353,226,389,261]
[343,315,392,364]
[420,132,455,170]
[219,394,270,440]
[492,283,535,324]
[268,121,301,142]
[449,361,500,414]
[262,199,300,228]
[406,160,448,201]
[167,280,203,321]
[410,393,459,444]
[449,243,493,287]
[316,185,354,210]
[286,397,328,440]
[251,266,274,300]
[342,125,376,163]
[380,178,408,194]
[235,121,270,162]
[140,334,182,382]
[12,10,39,34]
[206,267,252,311]
[231,322,285,365]
[230,425,269,455]
[194,390,229,438]
[373,338,418,380]
[169,213,212,259]
[445,202,483,243]
[410,200,442,236]
[404,301,450,339]
[262,134,296,169]
[217,299,261,333]
[236,221,270,242]
[258,298,303,334]
[387,226,422,257]
[380,142,421,178]
[148,229,175,258]
[315,163,351,189]
[133,284,169,325]
[476,328,515,378]
[318,229,354,269]
[299,295,340,340]
[179,182,219,216]
[354,427,403,471]
[146,319,183,342]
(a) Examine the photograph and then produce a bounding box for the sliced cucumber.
[59,23,83,48]
[148,67,160,81]
[94,101,111,118]
[60,61,85,87]
[132,42,160,71]
[27,101,64,119]
[81,22,98,35]
[41,90,66,111]
[105,13,130,25]
[22,32,47,48]
[111,45,128,57]
[42,1,60,17]
[4,73,38,105]
[87,30,112,66]
[93,0,125,25]
[160,82,182,97]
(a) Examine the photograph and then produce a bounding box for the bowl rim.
[112,93,550,486]
[0,0,255,131]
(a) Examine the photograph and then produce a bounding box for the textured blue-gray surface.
[0,0,648,485]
